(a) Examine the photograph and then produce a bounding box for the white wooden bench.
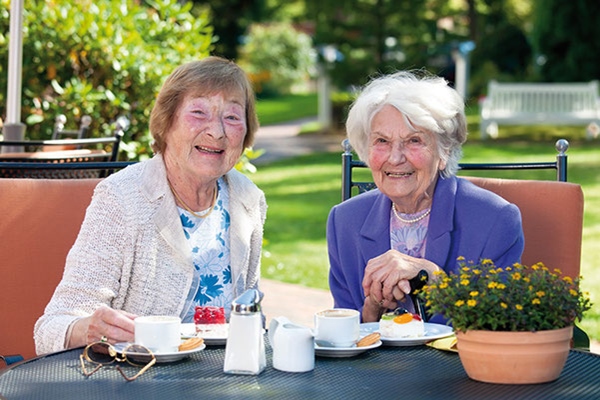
[480,80,600,140]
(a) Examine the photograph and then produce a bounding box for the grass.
[255,93,318,126]
[252,94,600,342]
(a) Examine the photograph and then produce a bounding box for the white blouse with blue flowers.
[179,178,234,321]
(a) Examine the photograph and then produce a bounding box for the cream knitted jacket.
[34,154,266,355]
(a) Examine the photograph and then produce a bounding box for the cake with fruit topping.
[379,308,425,338]
[194,306,226,325]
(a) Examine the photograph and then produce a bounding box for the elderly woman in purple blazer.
[327,71,524,324]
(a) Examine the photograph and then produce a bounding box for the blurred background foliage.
[0,0,213,160]
[1,0,599,160]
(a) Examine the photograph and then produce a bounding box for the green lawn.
[253,94,600,343]
[255,93,318,126]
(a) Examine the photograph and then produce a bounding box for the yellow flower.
[457,256,465,261]
[428,257,592,333]
[563,276,573,284]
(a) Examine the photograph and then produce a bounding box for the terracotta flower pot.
[456,326,573,384]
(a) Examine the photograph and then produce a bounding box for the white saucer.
[181,322,228,346]
[314,340,382,358]
[360,322,454,346]
[113,341,205,363]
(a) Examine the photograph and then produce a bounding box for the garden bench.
[479,80,600,139]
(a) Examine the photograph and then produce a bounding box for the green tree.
[531,0,600,82]
[302,0,467,89]
[238,22,314,96]
[0,0,212,159]
[192,0,266,60]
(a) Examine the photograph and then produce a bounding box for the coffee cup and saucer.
[313,308,382,358]
[114,315,205,363]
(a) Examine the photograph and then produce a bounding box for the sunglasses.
[79,341,156,382]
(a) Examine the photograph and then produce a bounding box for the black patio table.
[1,341,599,400]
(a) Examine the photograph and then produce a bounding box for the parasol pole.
[2,0,26,152]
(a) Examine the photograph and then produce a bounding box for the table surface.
[0,149,106,160]
[1,341,600,400]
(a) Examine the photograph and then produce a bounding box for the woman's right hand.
[68,305,137,348]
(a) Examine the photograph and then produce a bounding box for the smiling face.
[164,92,247,183]
[368,104,446,212]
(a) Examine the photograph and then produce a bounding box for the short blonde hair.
[346,70,467,177]
[149,56,259,154]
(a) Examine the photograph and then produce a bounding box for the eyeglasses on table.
[79,341,156,382]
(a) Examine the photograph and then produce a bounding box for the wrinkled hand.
[362,250,436,308]
[361,293,397,322]
[69,305,137,348]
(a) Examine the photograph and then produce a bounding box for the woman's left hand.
[362,249,438,307]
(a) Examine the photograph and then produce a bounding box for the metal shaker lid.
[231,288,262,314]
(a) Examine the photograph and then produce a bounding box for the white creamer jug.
[223,288,266,375]
[268,316,314,373]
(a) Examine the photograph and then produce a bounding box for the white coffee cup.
[134,315,181,354]
[314,308,360,348]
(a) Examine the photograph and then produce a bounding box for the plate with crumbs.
[360,322,453,346]
[181,322,228,346]
[113,341,205,363]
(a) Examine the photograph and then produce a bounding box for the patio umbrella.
[2,0,25,152]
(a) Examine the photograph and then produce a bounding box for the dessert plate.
[315,340,382,358]
[181,323,228,346]
[360,322,453,347]
[113,341,205,363]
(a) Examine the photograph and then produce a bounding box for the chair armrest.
[0,354,25,367]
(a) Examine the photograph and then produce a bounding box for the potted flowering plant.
[422,257,592,384]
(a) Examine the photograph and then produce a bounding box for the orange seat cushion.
[0,178,101,362]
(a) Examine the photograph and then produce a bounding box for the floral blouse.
[179,178,234,322]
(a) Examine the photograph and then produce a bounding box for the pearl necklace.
[392,203,431,224]
[168,181,218,219]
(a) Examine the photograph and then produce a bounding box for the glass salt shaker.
[223,288,266,375]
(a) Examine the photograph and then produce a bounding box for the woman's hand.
[68,305,138,348]
[361,293,396,322]
[362,250,438,307]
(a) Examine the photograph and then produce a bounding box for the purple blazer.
[326,175,524,324]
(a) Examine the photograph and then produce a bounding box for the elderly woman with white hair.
[326,71,524,323]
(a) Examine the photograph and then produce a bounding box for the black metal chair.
[0,117,129,178]
[51,114,92,139]
[0,160,136,179]
[342,138,569,201]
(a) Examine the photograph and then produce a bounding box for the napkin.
[426,334,458,352]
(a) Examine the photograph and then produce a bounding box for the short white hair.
[346,70,467,177]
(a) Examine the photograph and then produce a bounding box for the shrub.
[0,0,212,159]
